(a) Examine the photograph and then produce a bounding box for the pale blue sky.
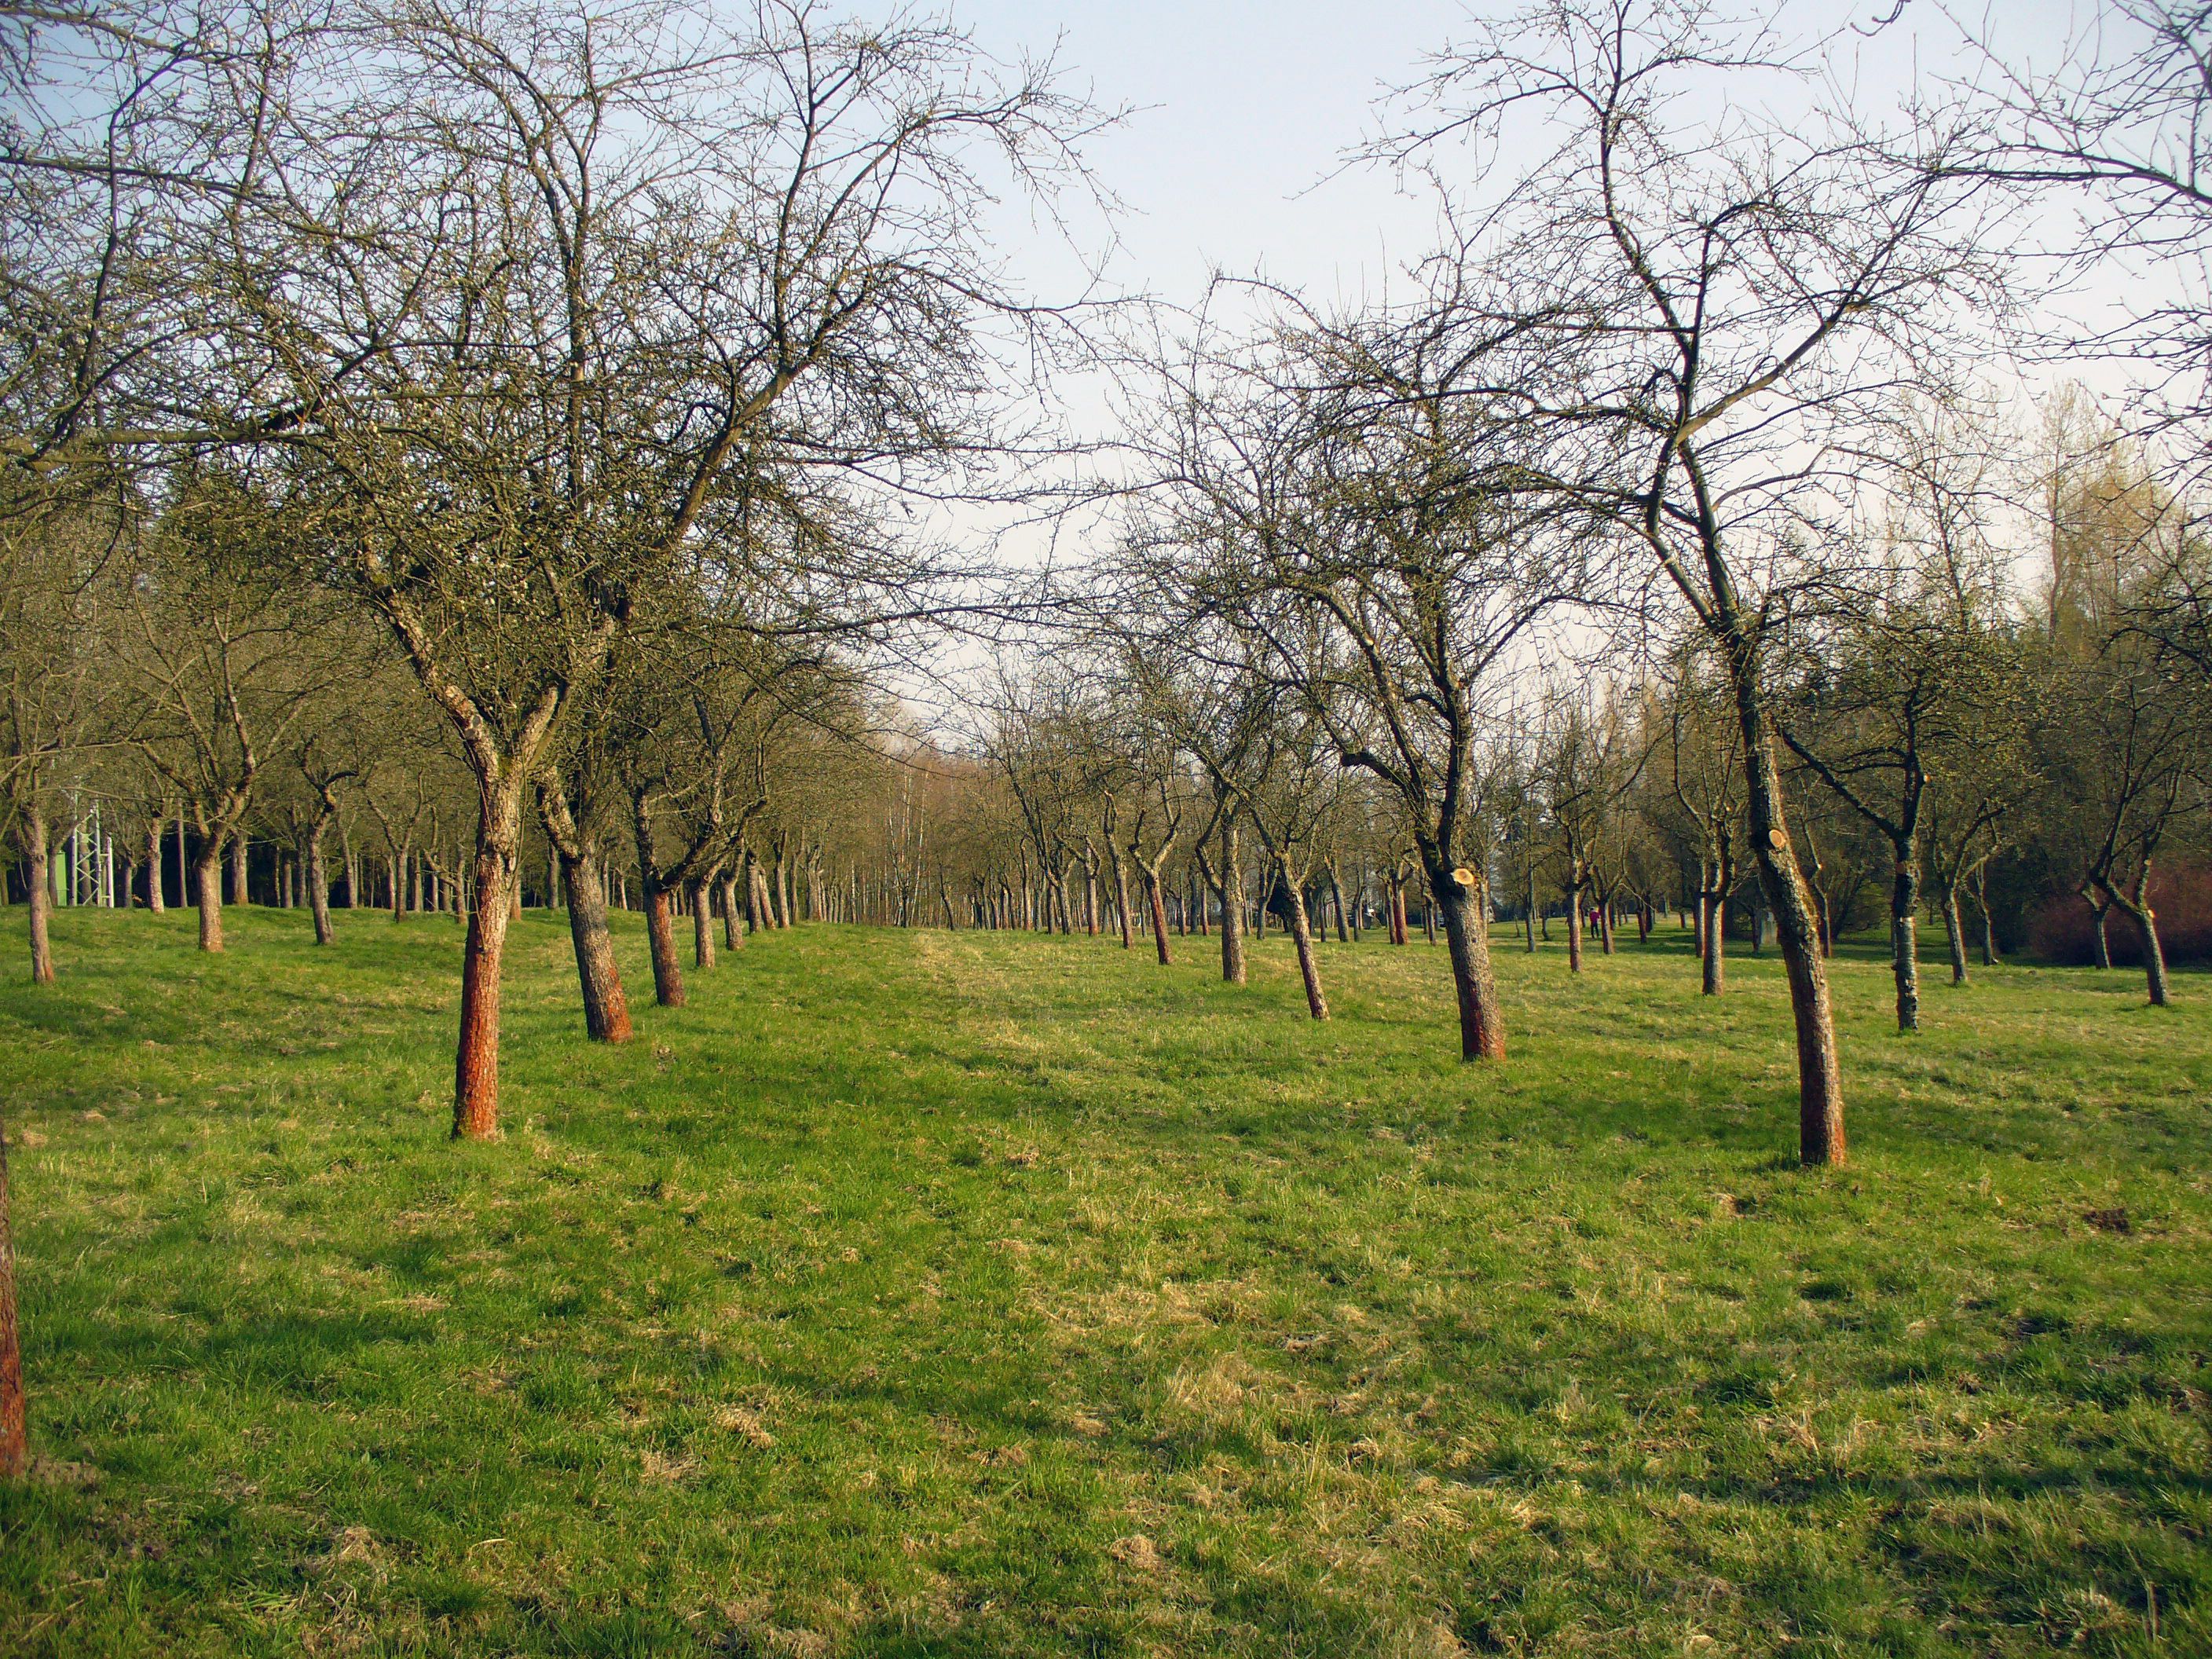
[946,0,2099,313]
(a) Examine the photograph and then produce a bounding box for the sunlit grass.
[1,905,2206,1657]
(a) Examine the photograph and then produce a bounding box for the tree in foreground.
[215,0,1104,1138]
[1382,0,2004,1159]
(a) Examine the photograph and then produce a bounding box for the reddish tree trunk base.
[452,845,514,1141]
[1145,873,1172,966]
[645,885,686,1007]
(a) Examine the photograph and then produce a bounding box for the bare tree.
[1379,0,2004,1159]
[211,0,1105,1137]
[1127,295,1566,1062]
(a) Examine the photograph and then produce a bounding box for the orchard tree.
[218,0,1106,1138]
[1379,0,2005,1160]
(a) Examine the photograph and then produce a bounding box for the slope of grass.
[0,904,2207,1657]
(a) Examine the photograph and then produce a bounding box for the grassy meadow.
[0,904,2207,1657]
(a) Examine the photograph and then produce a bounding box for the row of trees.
[7,0,2212,1478]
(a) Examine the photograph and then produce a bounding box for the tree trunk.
[1525,871,1537,953]
[307,822,335,946]
[1701,887,1725,996]
[1737,705,1844,1166]
[20,809,53,983]
[1973,869,1996,966]
[145,815,166,914]
[1566,872,1584,973]
[1599,893,1615,955]
[194,840,224,953]
[229,832,247,908]
[1217,824,1244,983]
[1434,867,1506,1061]
[452,815,519,1141]
[1889,855,1921,1032]
[1144,868,1172,966]
[644,881,686,1007]
[2111,875,2173,1008]
[690,877,715,971]
[1281,866,1328,1020]
[720,871,743,951]
[0,1109,23,1478]
[1941,885,1967,987]
[2140,906,2172,1008]
[2083,889,2113,969]
[560,848,632,1042]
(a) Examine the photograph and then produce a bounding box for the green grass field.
[0,906,2206,1657]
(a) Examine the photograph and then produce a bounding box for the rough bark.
[1940,887,1968,987]
[1738,709,1844,1167]
[194,841,224,953]
[2107,873,2174,1007]
[1433,867,1506,1061]
[2083,888,2113,969]
[1280,865,1329,1020]
[229,832,247,908]
[1213,823,1244,983]
[559,848,632,1042]
[145,815,166,914]
[307,822,335,946]
[643,882,685,1006]
[720,870,743,952]
[2140,908,2172,1007]
[1566,869,1585,973]
[1143,868,1172,966]
[690,877,715,971]
[1889,857,1921,1032]
[452,827,518,1140]
[1109,848,1133,950]
[20,809,53,984]
[1701,888,1726,995]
